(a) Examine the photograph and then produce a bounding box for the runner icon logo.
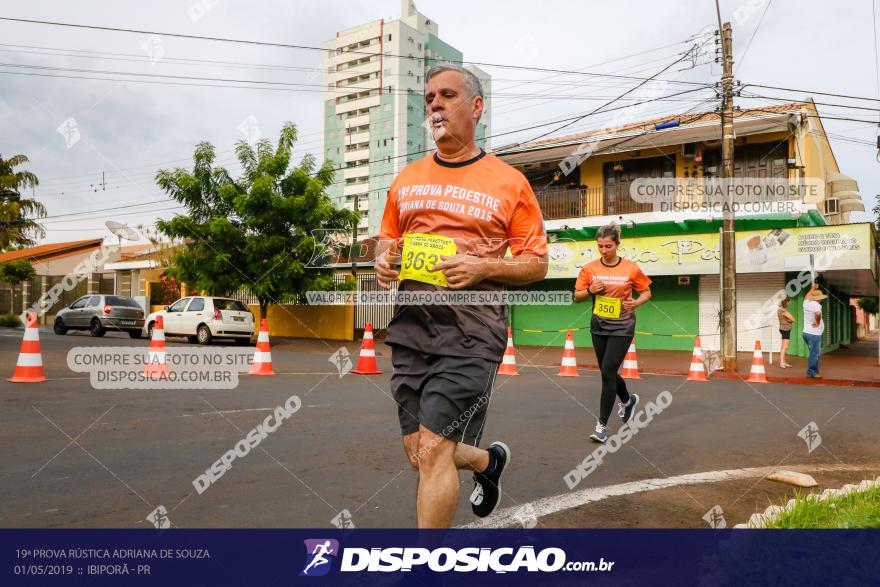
[300,539,339,577]
[702,505,727,529]
[797,422,822,453]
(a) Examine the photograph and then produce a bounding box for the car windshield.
[107,296,140,308]
[214,299,248,311]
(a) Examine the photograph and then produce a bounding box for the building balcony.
[343,148,370,163]
[336,95,381,115]
[345,114,371,128]
[534,188,603,220]
[344,182,370,196]
[343,166,369,181]
[345,131,371,145]
[533,182,807,221]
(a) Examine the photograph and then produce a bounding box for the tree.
[0,259,35,319]
[155,122,359,319]
[873,193,880,234]
[857,297,879,316]
[0,153,47,250]
[0,259,36,285]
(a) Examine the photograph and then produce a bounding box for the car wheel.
[147,321,155,339]
[90,318,106,337]
[53,318,68,335]
[234,337,251,346]
[128,330,143,339]
[196,324,212,345]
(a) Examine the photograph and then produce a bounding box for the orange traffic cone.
[351,322,382,375]
[249,318,276,376]
[8,311,47,383]
[498,327,519,375]
[558,330,579,377]
[747,340,768,383]
[620,338,641,379]
[687,336,707,381]
[144,315,170,378]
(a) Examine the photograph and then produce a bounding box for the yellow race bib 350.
[399,233,458,287]
[593,295,621,319]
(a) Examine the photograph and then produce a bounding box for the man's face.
[425,70,483,150]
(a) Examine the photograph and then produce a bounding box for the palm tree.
[0,153,46,250]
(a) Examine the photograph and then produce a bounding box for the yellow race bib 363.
[399,233,458,287]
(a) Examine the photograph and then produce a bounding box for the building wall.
[246,303,354,341]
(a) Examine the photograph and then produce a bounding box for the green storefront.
[510,220,878,358]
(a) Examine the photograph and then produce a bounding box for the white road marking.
[197,408,272,416]
[460,463,876,528]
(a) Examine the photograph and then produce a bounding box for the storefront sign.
[546,224,873,278]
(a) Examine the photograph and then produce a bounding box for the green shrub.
[0,313,23,327]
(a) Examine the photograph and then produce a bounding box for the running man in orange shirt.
[375,64,548,528]
[574,224,652,443]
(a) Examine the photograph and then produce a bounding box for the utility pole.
[715,3,737,371]
[351,193,359,279]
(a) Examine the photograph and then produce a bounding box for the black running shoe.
[618,393,640,424]
[470,441,510,518]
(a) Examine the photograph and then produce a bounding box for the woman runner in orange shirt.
[574,224,652,443]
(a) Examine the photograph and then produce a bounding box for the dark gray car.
[54,295,145,338]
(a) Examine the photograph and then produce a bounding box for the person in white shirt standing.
[802,287,827,378]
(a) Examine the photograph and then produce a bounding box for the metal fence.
[333,272,396,331]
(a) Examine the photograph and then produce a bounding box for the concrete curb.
[734,476,880,528]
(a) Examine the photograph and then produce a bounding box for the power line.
[0,16,711,86]
[497,49,702,150]
[24,87,715,223]
[734,0,773,75]
[740,83,880,103]
[0,40,696,86]
[737,93,880,113]
[738,104,880,126]
[874,0,880,122]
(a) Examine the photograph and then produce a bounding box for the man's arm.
[434,253,548,289]
[375,238,400,290]
[484,254,548,286]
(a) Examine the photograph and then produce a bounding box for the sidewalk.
[511,332,880,387]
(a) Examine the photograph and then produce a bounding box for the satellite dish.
[105,221,141,244]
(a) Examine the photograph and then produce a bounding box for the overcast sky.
[1,0,877,245]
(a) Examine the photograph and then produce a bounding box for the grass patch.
[0,313,22,328]
[766,484,880,528]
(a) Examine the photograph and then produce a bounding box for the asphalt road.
[1,326,878,529]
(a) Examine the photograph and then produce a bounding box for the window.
[187,298,205,312]
[107,296,140,307]
[168,298,189,312]
[86,296,101,307]
[70,297,89,310]
[214,299,248,311]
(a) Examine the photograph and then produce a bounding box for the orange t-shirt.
[378,150,547,360]
[575,257,651,336]
[379,151,547,258]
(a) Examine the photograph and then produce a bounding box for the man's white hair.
[425,63,484,99]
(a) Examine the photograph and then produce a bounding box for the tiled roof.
[0,239,104,263]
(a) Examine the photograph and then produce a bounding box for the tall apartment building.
[321,0,491,239]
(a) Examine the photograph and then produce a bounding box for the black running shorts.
[390,345,499,446]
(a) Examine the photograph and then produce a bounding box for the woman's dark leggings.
[591,333,632,425]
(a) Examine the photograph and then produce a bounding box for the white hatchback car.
[144,296,255,345]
